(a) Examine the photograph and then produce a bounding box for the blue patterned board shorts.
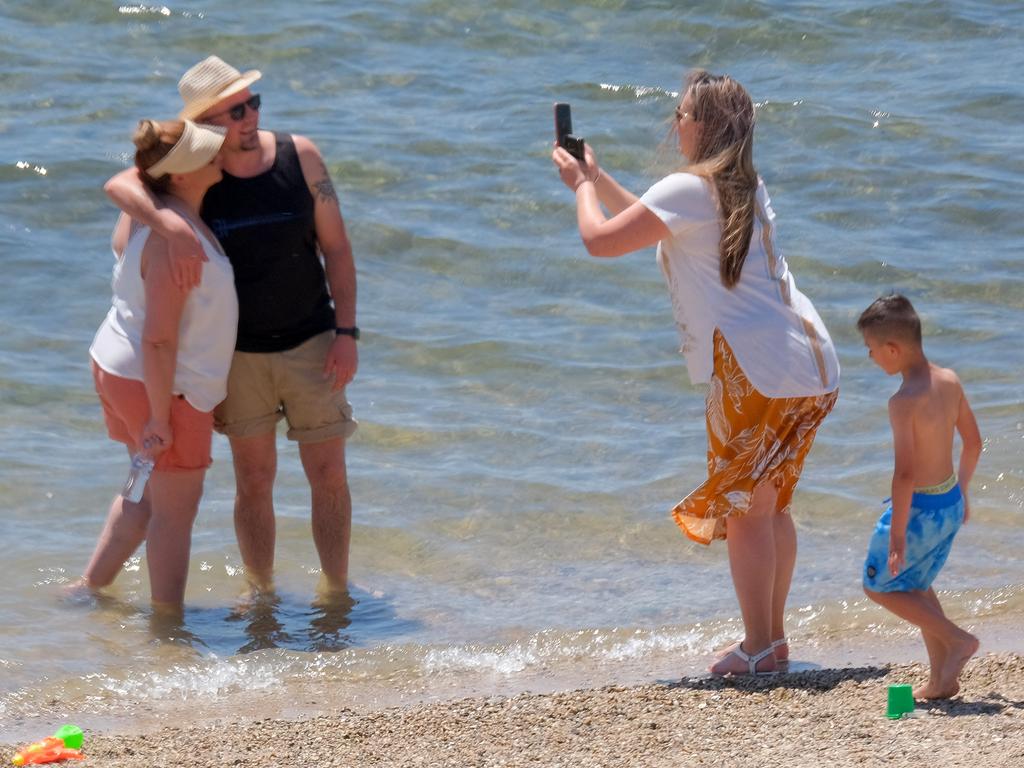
[863,483,964,593]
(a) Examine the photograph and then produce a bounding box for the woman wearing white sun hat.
[75,118,238,614]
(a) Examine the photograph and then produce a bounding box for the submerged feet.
[61,577,104,604]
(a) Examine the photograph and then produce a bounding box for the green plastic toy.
[52,724,83,750]
[886,685,915,719]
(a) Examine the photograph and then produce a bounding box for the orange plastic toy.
[11,736,84,766]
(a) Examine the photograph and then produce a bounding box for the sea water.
[1,0,1022,736]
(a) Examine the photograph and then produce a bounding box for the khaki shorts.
[92,361,214,472]
[214,331,358,443]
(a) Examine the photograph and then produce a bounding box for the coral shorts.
[91,360,214,472]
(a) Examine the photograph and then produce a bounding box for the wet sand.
[5,652,1021,768]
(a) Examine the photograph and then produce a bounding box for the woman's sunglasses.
[208,93,261,122]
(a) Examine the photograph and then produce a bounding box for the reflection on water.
[149,610,211,652]
[188,586,416,657]
[55,585,415,661]
[226,591,357,654]
[307,593,358,653]
[227,593,297,654]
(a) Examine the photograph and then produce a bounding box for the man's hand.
[323,335,358,391]
[161,211,207,290]
[888,535,906,577]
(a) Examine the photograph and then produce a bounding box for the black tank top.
[201,132,335,353]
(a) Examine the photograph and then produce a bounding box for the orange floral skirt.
[672,331,838,545]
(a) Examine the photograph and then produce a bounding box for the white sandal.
[772,637,789,668]
[717,636,787,656]
[714,643,776,677]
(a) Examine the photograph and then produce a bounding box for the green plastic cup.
[886,684,915,719]
[53,724,83,750]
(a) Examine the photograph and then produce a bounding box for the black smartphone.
[554,102,573,145]
[553,102,586,161]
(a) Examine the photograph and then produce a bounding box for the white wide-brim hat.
[178,55,262,121]
[146,120,227,178]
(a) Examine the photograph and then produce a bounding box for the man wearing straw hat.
[104,56,358,596]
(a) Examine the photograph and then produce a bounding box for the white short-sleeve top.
[639,173,839,398]
[90,220,238,413]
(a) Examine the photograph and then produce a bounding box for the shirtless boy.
[858,294,982,699]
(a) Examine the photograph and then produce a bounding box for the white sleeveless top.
[640,173,839,398]
[90,218,238,413]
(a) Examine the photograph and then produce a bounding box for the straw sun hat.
[177,55,262,121]
[146,120,227,178]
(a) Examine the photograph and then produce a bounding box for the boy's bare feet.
[916,632,979,699]
[937,632,979,696]
[914,679,954,700]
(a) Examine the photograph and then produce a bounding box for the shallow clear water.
[1,0,1022,733]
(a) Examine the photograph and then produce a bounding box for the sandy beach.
[5,652,1020,768]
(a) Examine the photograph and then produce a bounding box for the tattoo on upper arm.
[312,160,339,205]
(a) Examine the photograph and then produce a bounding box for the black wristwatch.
[335,326,360,340]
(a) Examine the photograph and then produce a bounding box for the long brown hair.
[679,71,757,288]
[132,119,186,193]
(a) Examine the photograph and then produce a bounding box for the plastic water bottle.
[121,453,155,503]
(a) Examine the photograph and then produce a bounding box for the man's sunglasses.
[208,93,261,122]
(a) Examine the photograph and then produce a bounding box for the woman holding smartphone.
[75,119,238,614]
[552,70,839,676]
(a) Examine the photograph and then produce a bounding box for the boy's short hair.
[857,294,922,346]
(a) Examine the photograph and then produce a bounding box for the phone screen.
[554,102,572,146]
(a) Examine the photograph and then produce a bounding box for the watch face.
[337,327,360,340]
